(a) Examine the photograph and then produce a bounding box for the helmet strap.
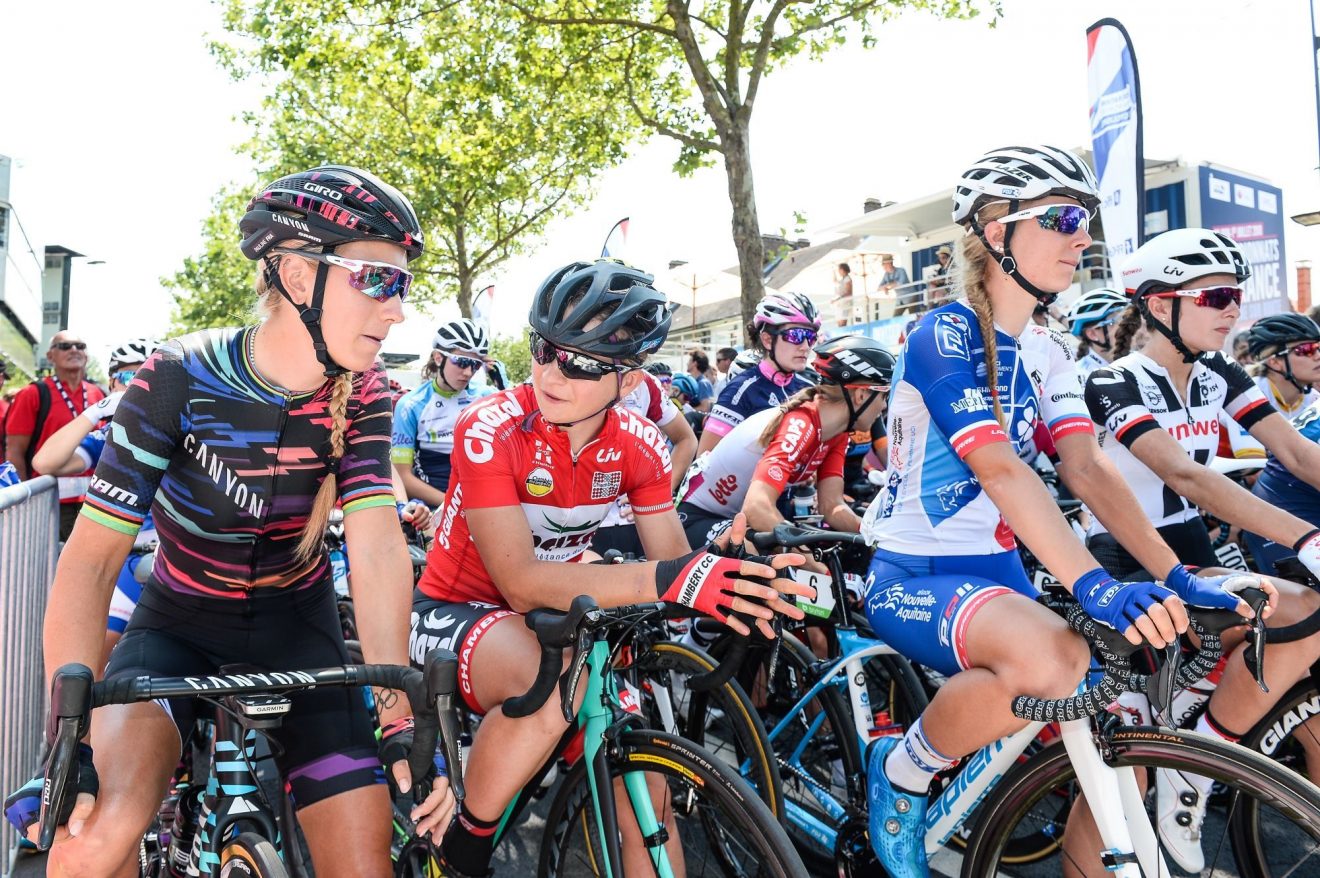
[1266,358,1311,396]
[970,202,1059,307]
[267,255,348,378]
[1138,296,1201,364]
[434,355,462,393]
[842,388,881,433]
[767,334,796,379]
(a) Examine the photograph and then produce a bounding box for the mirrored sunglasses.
[1149,286,1242,311]
[998,203,1095,236]
[111,370,138,385]
[529,331,629,381]
[273,248,413,303]
[1287,341,1320,359]
[446,355,484,371]
[778,327,819,346]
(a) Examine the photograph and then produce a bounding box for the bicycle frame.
[763,636,1167,878]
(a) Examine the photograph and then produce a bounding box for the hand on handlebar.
[1072,567,1186,648]
[655,513,812,639]
[4,743,98,844]
[398,500,433,533]
[1165,565,1277,620]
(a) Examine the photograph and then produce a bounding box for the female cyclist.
[1065,287,1128,376]
[1087,229,1320,868]
[856,147,1268,878]
[695,291,820,454]
[1246,312,1320,418]
[391,318,493,506]
[676,335,894,549]
[409,259,808,878]
[1246,397,1320,574]
[5,166,449,878]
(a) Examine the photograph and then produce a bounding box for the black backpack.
[0,379,51,473]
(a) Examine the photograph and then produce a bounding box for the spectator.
[926,245,954,306]
[0,357,10,431]
[878,254,910,294]
[713,346,737,395]
[834,263,854,326]
[3,330,106,540]
[686,348,715,412]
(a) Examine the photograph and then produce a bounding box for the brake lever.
[1244,615,1270,694]
[766,615,785,680]
[560,626,594,724]
[1147,642,1183,727]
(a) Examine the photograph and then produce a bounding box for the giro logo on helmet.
[303,182,345,201]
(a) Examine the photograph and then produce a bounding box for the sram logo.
[91,477,139,506]
[303,182,344,201]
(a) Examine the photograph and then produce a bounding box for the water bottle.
[329,544,349,597]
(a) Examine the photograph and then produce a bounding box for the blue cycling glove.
[4,744,98,837]
[1164,564,1245,612]
[3,775,41,837]
[1073,567,1176,632]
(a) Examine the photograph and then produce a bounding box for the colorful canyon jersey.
[1084,349,1272,532]
[418,383,674,606]
[861,302,1094,555]
[82,327,397,597]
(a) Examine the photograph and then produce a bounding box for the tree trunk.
[721,120,764,346]
[455,222,472,318]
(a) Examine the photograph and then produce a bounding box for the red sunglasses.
[1287,341,1320,359]
[1147,286,1242,311]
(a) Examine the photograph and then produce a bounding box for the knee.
[48,826,137,878]
[1019,628,1090,698]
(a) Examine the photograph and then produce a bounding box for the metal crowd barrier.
[1,476,58,872]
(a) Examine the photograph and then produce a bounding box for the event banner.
[1086,19,1145,273]
[1198,166,1289,322]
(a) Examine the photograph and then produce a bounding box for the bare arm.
[392,461,446,507]
[44,521,136,686]
[5,433,31,479]
[32,413,98,477]
[633,509,691,561]
[661,413,697,492]
[741,480,786,533]
[1052,432,1180,577]
[696,424,724,455]
[819,476,860,533]
[1127,425,1314,549]
[344,505,413,725]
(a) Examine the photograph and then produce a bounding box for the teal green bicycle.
[402,595,807,878]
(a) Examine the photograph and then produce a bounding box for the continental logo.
[525,467,554,497]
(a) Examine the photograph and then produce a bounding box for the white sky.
[3,0,1317,366]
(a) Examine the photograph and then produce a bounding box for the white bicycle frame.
[781,639,1170,878]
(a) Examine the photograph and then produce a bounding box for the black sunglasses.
[54,342,88,351]
[529,331,629,381]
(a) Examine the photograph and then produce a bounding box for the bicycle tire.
[757,635,863,871]
[961,725,1320,878]
[220,831,289,878]
[639,639,785,818]
[537,729,807,878]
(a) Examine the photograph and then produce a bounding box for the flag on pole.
[1087,18,1145,276]
[601,217,629,259]
[472,285,495,328]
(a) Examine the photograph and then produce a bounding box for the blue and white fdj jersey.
[861,302,1093,556]
[391,380,489,492]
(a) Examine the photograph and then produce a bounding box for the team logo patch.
[591,470,622,500]
[766,464,786,483]
[526,466,555,497]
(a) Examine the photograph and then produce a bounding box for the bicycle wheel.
[638,639,784,817]
[756,635,862,871]
[538,730,807,878]
[961,725,1320,878]
[220,831,289,878]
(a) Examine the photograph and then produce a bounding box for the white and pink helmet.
[753,291,820,330]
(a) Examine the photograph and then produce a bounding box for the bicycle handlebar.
[1010,588,1267,724]
[38,650,461,850]
[747,522,865,554]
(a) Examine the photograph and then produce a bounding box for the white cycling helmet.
[726,349,761,381]
[1120,228,1251,363]
[432,318,490,356]
[1065,288,1129,338]
[108,338,158,370]
[952,145,1100,227]
[1119,228,1251,299]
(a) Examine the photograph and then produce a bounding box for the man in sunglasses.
[4,330,106,539]
[411,259,809,878]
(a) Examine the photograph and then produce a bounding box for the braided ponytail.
[1075,336,1092,359]
[954,202,1011,429]
[1110,304,1144,360]
[295,371,355,564]
[757,385,840,447]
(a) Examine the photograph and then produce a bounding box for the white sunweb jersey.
[861,301,1094,556]
[1084,350,1273,534]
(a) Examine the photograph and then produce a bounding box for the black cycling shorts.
[676,502,733,550]
[105,580,380,809]
[1087,518,1219,581]
[410,591,516,715]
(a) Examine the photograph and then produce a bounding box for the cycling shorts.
[863,547,1037,677]
[676,502,733,550]
[104,580,380,809]
[1087,519,1218,581]
[410,593,516,715]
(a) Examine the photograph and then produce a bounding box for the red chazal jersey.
[419,384,674,605]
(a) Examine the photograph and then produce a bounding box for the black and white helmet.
[109,338,159,370]
[1120,228,1251,299]
[432,318,489,356]
[726,349,761,380]
[1065,288,1129,338]
[952,145,1100,227]
[812,336,896,386]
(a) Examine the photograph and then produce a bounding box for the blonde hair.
[952,201,1011,428]
[757,384,843,447]
[253,243,355,566]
